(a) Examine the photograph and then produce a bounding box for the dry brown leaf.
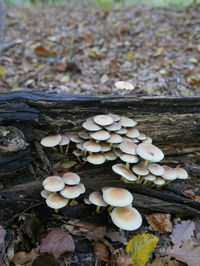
[39,229,75,259]
[12,250,37,266]
[147,256,184,266]
[110,249,133,266]
[146,213,172,233]
[64,219,106,241]
[166,240,200,266]
[34,46,56,57]
[93,241,110,263]
[106,230,127,245]
[170,220,195,244]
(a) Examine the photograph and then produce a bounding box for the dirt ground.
[1,1,200,95]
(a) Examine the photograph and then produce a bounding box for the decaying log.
[0,91,200,219]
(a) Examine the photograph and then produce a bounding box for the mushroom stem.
[60,145,64,154]
[96,206,106,214]
[107,205,114,213]
[54,209,59,213]
[120,176,129,183]
[76,156,82,163]
[52,146,58,152]
[144,160,149,167]
[65,144,70,154]
[125,162,130,169]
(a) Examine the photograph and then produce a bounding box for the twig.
[0,39,22,53]
[3,202,43,227]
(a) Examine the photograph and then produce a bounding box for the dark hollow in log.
[0,91,200,219]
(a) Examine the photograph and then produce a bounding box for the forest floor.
[1,2,200,266]
[1,1,200,95]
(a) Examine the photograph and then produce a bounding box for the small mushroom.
[46,193,69,210]
[174,167,188,180]
[93,115,113,126]
[89,191,108,213]
[107,133,123,144]
[162,166,177,181]
[82,119,102,131]
[114,81,135,95]
[112,163,137,182]
[110,206,142,231]
[153,177,166,186]
[148,163,164,176]
[119,141,137,155]
[87,153,106,165]
[104,151,117,161]
[59,135,70,154]
[43,176,65,192]
[136,143,164,163]
[63,172,81,185]
[83,141,102,153]
[105,122,121,131]
[119,117,137,127]
[40,134,62,152]
[89,130,110,141]
[102,187,133,207]
[107,113,121,122]
[40,189,52,199]
[60,184,84,199]
[126,128,140,139]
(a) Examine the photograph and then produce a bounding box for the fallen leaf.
[147,256,184,266]
[12,250,37,266]
[126,233,159,266]
[40,229,75,259]
[146,213,173,233]
[110,249,133,266]
[170,220,195,244]
[34,46,56,57]
[93,241,110,263]
[166,240,200,266]
[64,219,106,241]
[106,230,127,245]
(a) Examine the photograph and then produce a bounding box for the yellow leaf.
[125,233,159,266]
[0,68,6,75]
[154,47,164,57]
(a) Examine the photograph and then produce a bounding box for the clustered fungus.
[40,110,189,231]
[87,187,142,231]
[41,172,85,211]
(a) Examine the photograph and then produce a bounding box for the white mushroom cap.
[105,122,121,131]
[79,183,86,194]
[73,149,82,157]
[162,166,177,180]
[43,176,65,192]
[104,151,117,161]
[41,189,52,199]
[113,148,123,157]
[93,115,113,126]
[120,154,139,164]
[119,117,137,127]
[82,119,102,131]
[137,134,147,141]
[59,135,70,146]
[116,128,128,135]
[110,206,142,231]
[107,133,123,144]
[136,143,164,162]
[148,163,164,176]
[63,172,81,185]
[90,130,110,141]
[83,141,101,152]
[46,193,69,209]
[60,184,83,199]
[107,113,121,122]
[112,164,137,181]
[144,174,156,181]
[126,128,140,138]
[89,191,108,207]
[174,167,188,179]
[100,142,111,152]
[102,187,133,207]
[40,134,62,147]
[115,81,135,91]
[132,165,149,176]
[87,153,106,165]
[142,137,153,144]
[119,141,137,155]
[68,134,84,143]
[78,131,90,140]
[84,197,92,205]
[123,136,135,142]
[153,177,166,186]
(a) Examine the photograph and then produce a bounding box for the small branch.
[0,39,22,53]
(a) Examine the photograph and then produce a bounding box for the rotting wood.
[0,91,200,218]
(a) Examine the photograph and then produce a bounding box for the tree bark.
[0,91,200,218]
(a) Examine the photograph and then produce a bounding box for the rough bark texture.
[0,91,200,220]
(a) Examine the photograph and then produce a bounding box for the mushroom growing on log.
[0,91,200,222]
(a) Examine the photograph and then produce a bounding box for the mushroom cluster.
[40,113,189,187]
[41,172,85,211]
[86,187,142,231]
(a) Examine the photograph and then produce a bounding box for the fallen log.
[0,91,200,219]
